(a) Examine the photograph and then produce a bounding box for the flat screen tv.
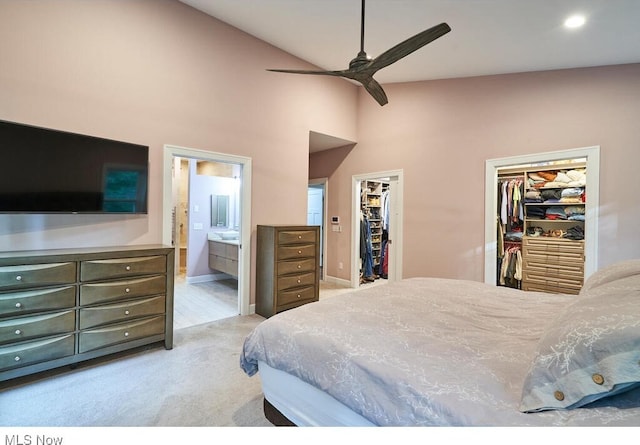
[0,120,148,214]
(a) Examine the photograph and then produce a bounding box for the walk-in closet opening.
[162,145,252,329]
[352,170,404,289]
[485,146,600,292]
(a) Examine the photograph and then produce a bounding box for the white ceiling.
[179,0,640,84]
[178,0,640,150]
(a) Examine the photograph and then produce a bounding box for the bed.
[240,260,640,426]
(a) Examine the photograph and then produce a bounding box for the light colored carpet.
[319,278,386,299]
[0,314,271,427]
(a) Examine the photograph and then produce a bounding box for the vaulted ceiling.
[178,0,640,150]
[180,0,640,84]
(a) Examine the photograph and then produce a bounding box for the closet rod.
[498,175,524,180]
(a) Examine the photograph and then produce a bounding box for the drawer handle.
[298,235,302,239]
[297,279,301,284]
[298,250,302,254]
[15,302,22,308]
[125,288,131,293]
[15,275,22,281]
[15,329,22,335]
[125,310,130,315]
[297,294,301,299]
[297,265,301,269]
[125,265,131,271]
[124,331,129,337]
[14,356,21,362]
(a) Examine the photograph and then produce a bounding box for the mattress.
[242,265,640,426]
[259,360,374,426]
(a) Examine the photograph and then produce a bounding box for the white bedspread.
[240,277,640,426]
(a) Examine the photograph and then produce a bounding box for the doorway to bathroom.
[307,179,326,280]
[162,145,252,330]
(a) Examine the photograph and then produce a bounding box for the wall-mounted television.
[0,120,149,214]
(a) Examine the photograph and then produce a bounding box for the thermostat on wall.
[331,216,340,224]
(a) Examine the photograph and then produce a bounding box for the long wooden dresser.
[0,244,174,382]
[255,225,320,318]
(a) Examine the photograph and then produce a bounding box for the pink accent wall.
[1,1,639,290]
[0,0,357,302]
[312,63,640,281]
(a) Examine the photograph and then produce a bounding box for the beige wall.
[313,63,640,281]
[0,0,358,302]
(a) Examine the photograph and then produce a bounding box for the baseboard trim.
[322,275,352,288]
[185,273,235,284]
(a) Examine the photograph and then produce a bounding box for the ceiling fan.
[267,0,451,106]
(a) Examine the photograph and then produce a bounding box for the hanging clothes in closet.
[378,187,390,277]
[497,176,524,289]
[500,243,522,288]
[360,209,375,283]
[381,188,390,232]
[499,177,524,234]
[378,229,389,279]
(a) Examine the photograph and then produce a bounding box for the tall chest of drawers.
[256,225,320,318]
[0,245,174,382]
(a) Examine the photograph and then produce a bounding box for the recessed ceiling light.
[564,15,586,29]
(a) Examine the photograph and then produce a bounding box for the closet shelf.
[524,202,585,206]
[527,219,584,223]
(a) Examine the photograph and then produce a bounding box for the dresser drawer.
[80,275,166,306]
[0,310,75,345]
[277,258,316,276]
[523,238,584,256]
[276,285,317,308]
[277,272,316,291]
[79,295,166,329]
[0,334,75,371]
[522,272,583,294]
[277,244,316,260]
[523,251,584,266]
[79,315,165,353]
[523,282,582,295]
[278,230,317,245]
[80,255,166,282]
[522,260,584,279]
[0,286,76,318]
[0,263,76,291]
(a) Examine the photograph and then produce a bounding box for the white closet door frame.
[484,146,600,285]
[351,170,404,289]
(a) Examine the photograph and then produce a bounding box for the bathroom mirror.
[211,194,229,227]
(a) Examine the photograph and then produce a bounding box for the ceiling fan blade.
[267,68,347,77]
[368,22,451,72]
[266,4,451,107]
[360,76,388,106]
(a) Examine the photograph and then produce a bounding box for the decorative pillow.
[520,270,640,413]
[580,259,640,294]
